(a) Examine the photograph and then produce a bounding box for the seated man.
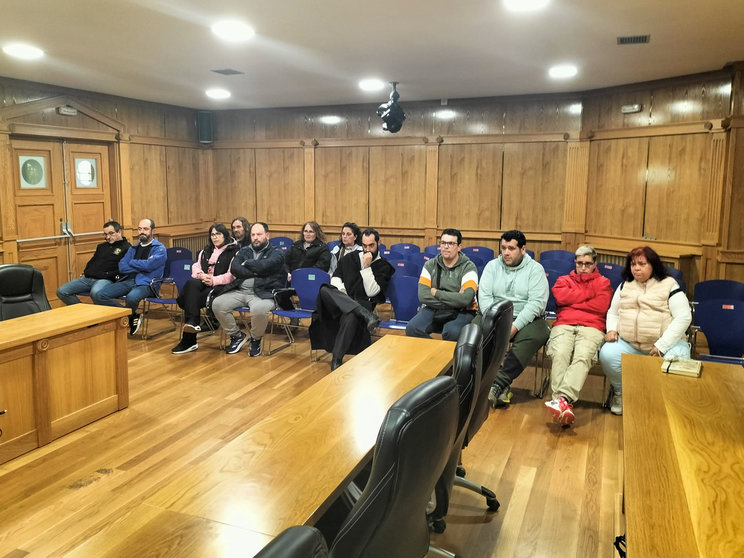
[96,218,167,335]
[57,220,131,305]
[310,228,394,371]
[544,245,612,426]
[478,230,550,408]
[211,222,286,357]
[406,228,478,341]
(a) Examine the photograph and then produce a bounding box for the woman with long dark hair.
[172,223,238,354]
[599,246,691,414]
[285,221,331,282]
[329,221,362,275]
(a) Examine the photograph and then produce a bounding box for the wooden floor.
[0,318,624,558]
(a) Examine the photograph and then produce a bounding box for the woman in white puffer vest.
[599,246,691,415]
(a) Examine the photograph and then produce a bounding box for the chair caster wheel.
[431,517,446,533]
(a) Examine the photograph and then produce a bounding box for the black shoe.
[225,332,248,354]
[171,340,198,354]
[354,305,380,333]
[129,313,142,336]
[330,356,343,371]
[249,337,262,357]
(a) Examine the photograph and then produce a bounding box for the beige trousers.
[546,324,605,402]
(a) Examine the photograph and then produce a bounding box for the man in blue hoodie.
[478,230,550,408]
[96,218,166,335]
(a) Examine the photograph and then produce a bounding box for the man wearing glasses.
[479,229,550,409]
[406,228,478,341]
[544,245,612,426]
[57,220,131,306]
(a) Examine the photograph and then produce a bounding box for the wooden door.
[10,139,114,305]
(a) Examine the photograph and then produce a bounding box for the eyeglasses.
[575,261,595,268]
[440,241,459,247]
[210,232,223,237]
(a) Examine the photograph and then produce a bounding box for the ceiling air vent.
[211,68,244,75]
[617,35,650,45]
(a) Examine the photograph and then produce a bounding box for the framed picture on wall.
[75,157,98,188]
[19,155,47,189]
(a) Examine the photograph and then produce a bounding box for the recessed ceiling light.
[359,78,385,92]
[211,20,255,42]
[503,0,550,13]
[435,110,456,120]
[2,43,44,60]
[206,88,231,100]
[548,64,578,79]
[320,115,342,125]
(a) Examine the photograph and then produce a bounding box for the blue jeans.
[57,276,112,305]
[599,337,690,393]
[96,279,154,314]
[406,306,475,341]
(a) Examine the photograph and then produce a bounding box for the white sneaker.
[610,393,623,415]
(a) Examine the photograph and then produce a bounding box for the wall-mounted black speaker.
[196,111,213,144]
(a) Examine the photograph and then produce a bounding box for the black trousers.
[177,278,210,325]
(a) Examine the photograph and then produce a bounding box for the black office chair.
[429,323,482,535]
[329,375,459,558]
[254,525,329,558]
[453,300,513,509]
[0,263,52,321]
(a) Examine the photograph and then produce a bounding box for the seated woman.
[544,245,612,426]
[329,222,362,275]
[285,221,331,282]
[171,223,238,354]
[599,246,691,415]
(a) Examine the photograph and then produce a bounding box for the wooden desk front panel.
[0,305,130,463]
[622,354,744,558]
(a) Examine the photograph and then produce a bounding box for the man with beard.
[96,218,167,335]
[56,219,131,305]
[478,229,549,408]
[211,222,286,356]
[310,228,395,370]
[231,216,251,248]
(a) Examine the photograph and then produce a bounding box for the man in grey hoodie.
[478,230,550,408]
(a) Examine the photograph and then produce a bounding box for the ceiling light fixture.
[206,88,231,100]
[503,0,550,13]
[359,78,385,92]
[211,20,255,42]
[2,43,44,60]
[548,64,578,79]
[320,115,342,125]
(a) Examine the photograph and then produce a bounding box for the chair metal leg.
[266,315,295,355]
[453,475,500,511]
[428,544,460,558]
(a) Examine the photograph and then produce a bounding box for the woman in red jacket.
[544,245,612,425]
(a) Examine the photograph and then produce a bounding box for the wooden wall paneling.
[437,142,503,232]
[128,144,168,229]
[502,98,582,134]
[563,141,591,238]
[586,137,649,238]
[724,126,744,251]
[368,145,427,230]
[165,146,205,225]
[304,145,315,221]
[501,141,566,232]
[0,132,13,244]
[255,148,305,225]
[644,133,711,243]
[213,148,257,225]
[424,143,439,247]
[313,146,369,227]
[698,132,729,280]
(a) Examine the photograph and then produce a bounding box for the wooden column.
[303,141,316,221]
[561,140,590,249]
[699,131,728,280]
[424,140,440,247]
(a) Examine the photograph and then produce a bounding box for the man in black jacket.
[310,228,395,370]
[57,220,131,305]
[212,222,286,356]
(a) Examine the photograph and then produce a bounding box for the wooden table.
[76,335,455,556]
[622,353,744,557]
[0,304,130,464]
